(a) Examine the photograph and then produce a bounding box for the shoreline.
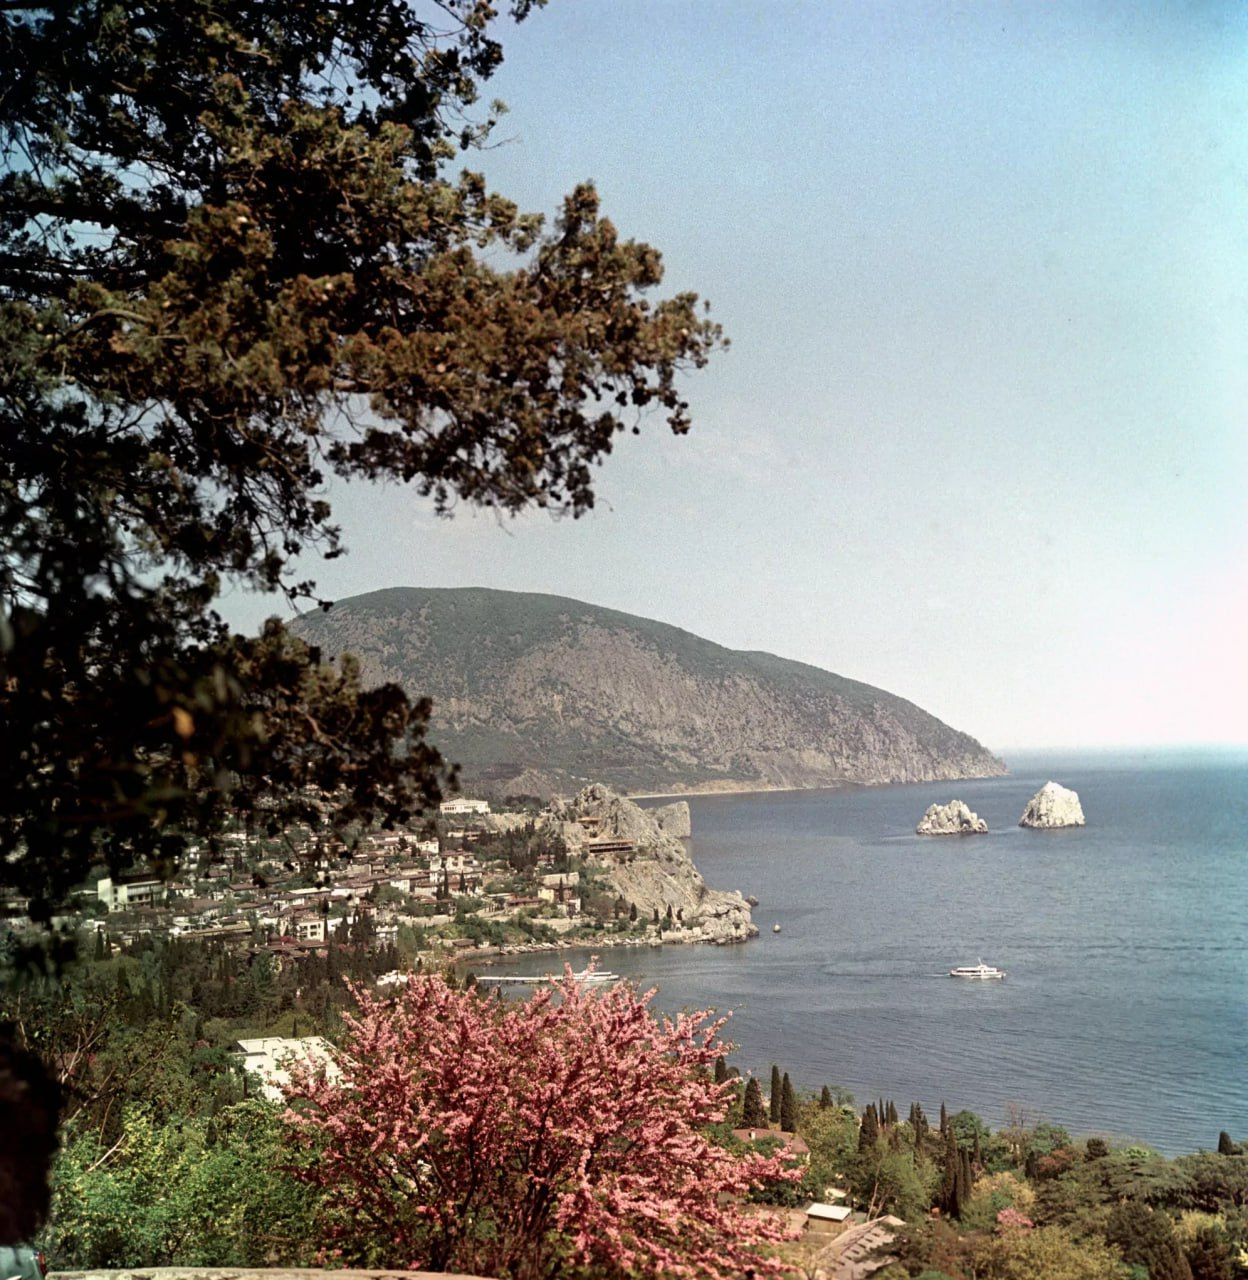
[626,782,845,801]
[624,770,1013,802]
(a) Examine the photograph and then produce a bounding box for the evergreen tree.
[780,1073,797,1133]
[713,1056,728,1086]
[1105,1204,1194,1280]
[742,1077,768,1129]
[859,1103,880,1152]
[1218,1130,1237,1155]
[820,1085,832,1110]
[769,1065,782,1124]
[940,1126,959,1214]
[886,1099,898,1126]
[939,1101,948,1134]
[1185,1224,1234,1280]
[958,1148,973,1211]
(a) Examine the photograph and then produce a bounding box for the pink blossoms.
[282,968,798,1279]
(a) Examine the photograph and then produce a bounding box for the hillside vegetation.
[291,587,1006,795]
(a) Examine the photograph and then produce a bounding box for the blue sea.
[491,749,1248,1157]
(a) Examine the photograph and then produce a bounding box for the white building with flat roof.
[97,875,164,912]
[233,1036,339,1103]
[439,798,490,816]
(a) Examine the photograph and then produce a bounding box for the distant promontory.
[291,587,1007,797]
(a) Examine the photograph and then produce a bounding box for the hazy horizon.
[220,2,1248,755]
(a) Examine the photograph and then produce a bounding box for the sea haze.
[493,749,1248,1156]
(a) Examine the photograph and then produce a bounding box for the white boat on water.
[949,960,1006,980]
[568,967,619,985]
[476,967,620,988]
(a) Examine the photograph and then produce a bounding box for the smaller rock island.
[916,800,989,835]
[1019,780,1086,829]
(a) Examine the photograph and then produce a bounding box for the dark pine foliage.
[0,0,722,921]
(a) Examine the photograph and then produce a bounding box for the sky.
[221,0,1248,754]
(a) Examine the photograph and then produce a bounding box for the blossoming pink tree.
[282,968,798,1279]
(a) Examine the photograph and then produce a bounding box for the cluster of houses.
[81,797,588,963]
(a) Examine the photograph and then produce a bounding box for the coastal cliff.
[291,587,1006,797]
[553,785,756,945]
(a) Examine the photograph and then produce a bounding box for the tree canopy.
[0,0,722,917]
[282,969,796,1279]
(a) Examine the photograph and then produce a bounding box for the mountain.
[290,587,1007,796]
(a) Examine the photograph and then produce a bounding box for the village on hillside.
[1,791,724,970]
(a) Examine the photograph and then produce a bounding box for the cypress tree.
[820,1085,832,1109]
[769,1064,782,1124]
[960,1148,973,1201]
[939,1101,948,1134]
[780,1073,797,1133]
[742,1077,768,1129]
[886,1099,899,1126]
[940,1126,959,1213]
[859,1103,880,1151]
[1218,1130,1237,1155]
[714,1055,728,1086]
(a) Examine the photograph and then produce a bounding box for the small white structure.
[234,1036,339,1103]
[439,798,490,816]
[805,1201,853,1225]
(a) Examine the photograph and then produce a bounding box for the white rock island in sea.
[1019,781,1085,829]
[916,800,988,835]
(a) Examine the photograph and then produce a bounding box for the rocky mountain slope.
[290,587,1006,795]
[548,785,757,944]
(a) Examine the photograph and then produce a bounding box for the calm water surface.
[490,749,1248,1156]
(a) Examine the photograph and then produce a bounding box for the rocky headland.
[1019,781,1086,829]
[916,800,988,835]
[551,784,757,945]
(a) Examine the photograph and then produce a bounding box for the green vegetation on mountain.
[292,586,1006,795]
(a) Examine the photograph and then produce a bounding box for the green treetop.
[742,1077,768,1130]
[780,1072,797,1134]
